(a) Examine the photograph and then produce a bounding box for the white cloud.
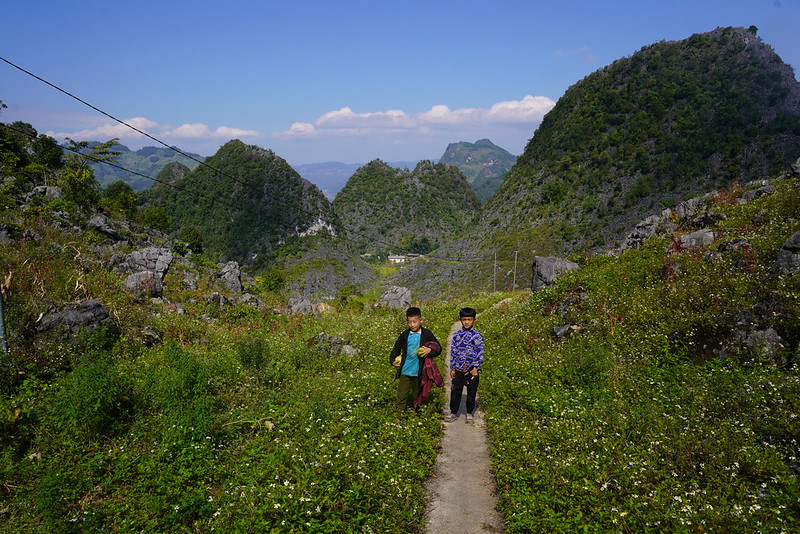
[47,118,260,146]
[274,95,556,140]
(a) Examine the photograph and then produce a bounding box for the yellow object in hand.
[394,356,401,363]
[417,347,426,357]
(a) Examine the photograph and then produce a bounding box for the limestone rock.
[678,229,715,249]
[115,247,173,280]
[531,256,579,292]
[87,214,126,242]
[123,271,163,298]
[182,274,198,290]
[375,286,411,309]
[288,296,314,315]
[770,231,800,276]
[739,184,776,204]
[35,299,111,338]
[217,261,243,293]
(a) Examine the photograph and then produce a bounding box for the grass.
[1,174,799,532]
[478,175,800,533]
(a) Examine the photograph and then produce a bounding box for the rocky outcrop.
[114,247,173,280]
[531,257,579,292]
[770,231,800,276]
[288,296,314,316]
[679,229,716,249]
[35,300,112,339]
[87,215,126,242]
[618,180,777,252]
[123,271,164,298]
[216,261,243,293]
[375,286,411,309]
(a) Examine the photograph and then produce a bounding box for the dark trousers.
[396,374,420,412]
[450,370,479,415]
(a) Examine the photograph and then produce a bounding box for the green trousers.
[395,374,420,412]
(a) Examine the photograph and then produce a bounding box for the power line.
[0,122,240,213]
[1,56,533,267]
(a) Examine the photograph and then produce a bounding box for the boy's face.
[407,315,423,332]
[460,316,475,329]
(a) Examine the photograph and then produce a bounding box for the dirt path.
[424,318,504,533]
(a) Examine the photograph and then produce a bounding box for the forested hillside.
[484,26,800,254]
[87,143,203,191]
[392,26,800,298]
[140,140,336,269]
[332,159,481,255]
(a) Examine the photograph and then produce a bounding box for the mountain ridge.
[438,138,517,201]
[390,26,800,297]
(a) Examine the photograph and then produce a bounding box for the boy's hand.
[417,346,430,357]
[470,368,479,377]
[392,356,401,367]
[449,370,456,379]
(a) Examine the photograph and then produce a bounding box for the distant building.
[388,253,423,264]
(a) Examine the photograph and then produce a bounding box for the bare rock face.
[35,300,112,338]
[123,271,164,298]
[115,247,173,281]
[679,229,716,249]
[375,286,411,309]
[217,261,243,293]
[531,256,579,292]
[771,231,800,276]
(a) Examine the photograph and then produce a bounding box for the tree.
[102,180,137,218]
[140,206,171,232]
[58,138,121,210]
[177,225,204,253]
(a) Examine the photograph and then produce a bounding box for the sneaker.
[465,414,475,424]
[443,413,458,423]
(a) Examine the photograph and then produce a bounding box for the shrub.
[46,355,133,438]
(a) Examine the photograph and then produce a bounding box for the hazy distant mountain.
[294,160,420,199]
[438,139,517,201]
[86,143,203,191]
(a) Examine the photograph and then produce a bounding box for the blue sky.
[1,0,798,165]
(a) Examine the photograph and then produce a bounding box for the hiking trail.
[424,302,510,533]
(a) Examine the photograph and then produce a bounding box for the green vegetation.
[333,159,481,255]
[477,26,800,256]
[140,140,336,269]
[87,143,203,191]
[479,175,800,532]
[438,139,517,201]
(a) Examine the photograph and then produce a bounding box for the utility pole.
[513,250,518,290]
[0,289,8,358]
